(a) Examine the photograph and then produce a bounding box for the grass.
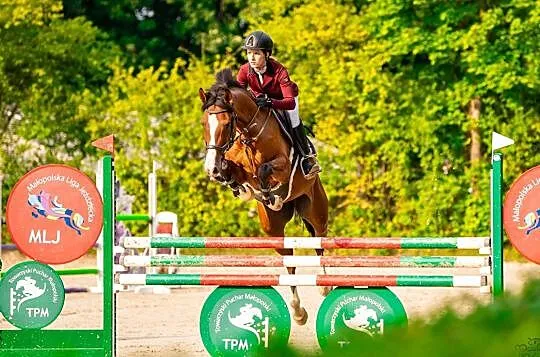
[263,279,540,356]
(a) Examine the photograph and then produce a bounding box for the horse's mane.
[202,68,249,111]
[215,68,243,89]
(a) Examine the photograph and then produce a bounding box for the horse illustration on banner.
[28,191,89,235]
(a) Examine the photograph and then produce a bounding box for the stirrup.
[300,157,321,179]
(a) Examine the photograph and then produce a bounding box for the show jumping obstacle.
[96,158,180,293]
[122,254,489,268]
[1,148,523,356]
[112,152,506,354]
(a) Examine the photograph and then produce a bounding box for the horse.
[198,68,329,325]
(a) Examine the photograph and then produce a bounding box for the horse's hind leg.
[256,201,308,326]
[297,177,331,296]
[302,220,332,297]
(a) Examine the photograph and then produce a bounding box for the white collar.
[250,63,267,75]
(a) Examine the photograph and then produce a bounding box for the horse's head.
[199,85,237,181]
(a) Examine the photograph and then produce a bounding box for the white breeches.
[287,97,300,128]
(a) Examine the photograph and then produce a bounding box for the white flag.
[492,132,514,150]
[153,160,163,173]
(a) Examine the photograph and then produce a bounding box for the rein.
[205,105,271,153]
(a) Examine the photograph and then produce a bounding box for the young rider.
[236,30,321,179]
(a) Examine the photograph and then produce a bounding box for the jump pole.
[115,152,506,297]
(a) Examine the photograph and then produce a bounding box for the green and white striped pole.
[122,236,490,250]
[118,273,488,288]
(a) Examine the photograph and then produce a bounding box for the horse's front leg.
[220,161,253,201]
[258,156,289,211]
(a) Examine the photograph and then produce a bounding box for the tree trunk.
[468,97,481,195]
[215,0,224,21]
[469,98,481,163]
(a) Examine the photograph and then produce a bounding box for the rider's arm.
[237,65,249,88]
[270,68,298,110]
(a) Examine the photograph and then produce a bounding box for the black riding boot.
[292,123,321,179]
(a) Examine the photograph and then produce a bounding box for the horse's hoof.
[237,186,253,201]
[293,307,308,326]
[266,196,284,211]
[319,286,333,296]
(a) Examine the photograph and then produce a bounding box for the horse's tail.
[301,217,316,236]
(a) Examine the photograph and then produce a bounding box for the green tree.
[79,58,269,236]
[64,0,249,68]
[242,0,540,237]
[0,0,121,215]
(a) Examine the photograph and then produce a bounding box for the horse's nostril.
[212,167,219,175]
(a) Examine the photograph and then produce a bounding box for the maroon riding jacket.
[237,58,299,110]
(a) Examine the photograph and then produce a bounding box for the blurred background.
[1,0,539,240]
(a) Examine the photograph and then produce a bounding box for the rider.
[237,30,321,179]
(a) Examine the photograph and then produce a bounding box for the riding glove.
[255,95,273,108]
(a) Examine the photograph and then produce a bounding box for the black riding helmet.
[242,31,273,57]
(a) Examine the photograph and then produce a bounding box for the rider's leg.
[288,97,321,178]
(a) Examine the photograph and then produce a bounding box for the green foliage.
[1,0,539,243]
[63,0,250,68]
[0,0,121,240]
[0,0,63,28]
[244,0,540,237]
[79,58,266,236]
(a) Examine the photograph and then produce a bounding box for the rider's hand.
[255,95,273,108]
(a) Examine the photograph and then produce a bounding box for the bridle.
[205,108,239,152]
[205,104,271,153]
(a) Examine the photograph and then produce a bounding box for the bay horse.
[198,68,329,325]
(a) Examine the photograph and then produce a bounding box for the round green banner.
[316,287,407,351]
[0,261,65,329]
[200,287,291,356]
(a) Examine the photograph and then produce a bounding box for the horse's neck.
[232,92,259,129]
[231,90,289,158]
[232,92,275,138]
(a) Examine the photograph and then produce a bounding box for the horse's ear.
[198,88,206,103]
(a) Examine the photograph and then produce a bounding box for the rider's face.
[246,49,266,69]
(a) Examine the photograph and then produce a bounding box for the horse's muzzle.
[205,154,229,182]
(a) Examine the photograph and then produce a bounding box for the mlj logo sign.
[6,164,103,264]
[504,165,540,264]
